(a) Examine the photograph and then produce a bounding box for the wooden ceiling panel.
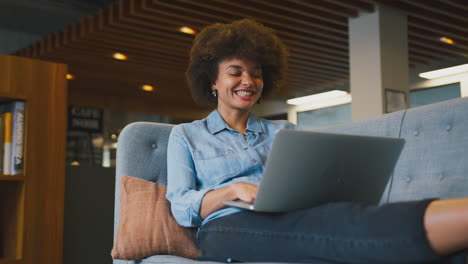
[14,0,468,119]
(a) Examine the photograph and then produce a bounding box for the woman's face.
[212,57,264,113]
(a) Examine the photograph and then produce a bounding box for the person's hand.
[229,182,259,203]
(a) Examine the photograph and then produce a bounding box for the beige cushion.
[111,175,200,260]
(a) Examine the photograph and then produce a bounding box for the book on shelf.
[0,115,4,174]
[2,111,12,175]
[0,101,25,176]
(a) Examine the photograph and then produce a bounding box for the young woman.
[166,19,468,263]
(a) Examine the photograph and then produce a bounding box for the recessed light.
[113,52,128,60]
[141,85,155,92]
[179,26,196,35]
[66,73,75,80]
[439,37,455,45]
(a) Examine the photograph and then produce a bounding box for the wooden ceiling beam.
[123,0,207,30]
[410,50,451,62]
[148,0,351,52]
[62,55,184,76]
[400,0,467,22]
[284,0,359,18]
[408,55,430,65]
[444,0,468,11]
[289,54,349,70]
[243,0,349,25]
[136,0,219,28]
[77,34,190,61]
[107,1,199,41]
[150,0,233,24]
[288,67,348,81]
[48,43,187,68]
[408,33,468,53]
[285,72,336,84]
[39,49,185,72]
[409,42,462,58]
[99,27,194,49]
[85,30,192,57]
[288,65,348,79]
[408,24,468,44]
[325,0,375,13]
[290,47,349,64]
[179,0,347,34]
[286,71,338,83]
[410,35,468,55]
[408,17,467,43]
[148,0,349,44]
[65,39,185,63]
[288,57,349,75]
[373,0,468,32]
[287,79,341,95]
[280,36,348,56]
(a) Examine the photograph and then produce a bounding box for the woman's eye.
[229,72,241,76]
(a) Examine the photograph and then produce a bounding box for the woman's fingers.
[231,182,259,202]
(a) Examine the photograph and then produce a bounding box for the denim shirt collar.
[207,110,263,135]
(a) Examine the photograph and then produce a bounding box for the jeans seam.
[199,227,421,246]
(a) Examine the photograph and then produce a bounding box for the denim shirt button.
[151,143,157,149]
[446,124,452,131]
[252,158,257,163]
[413,130,419,136]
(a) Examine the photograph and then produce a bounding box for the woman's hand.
[200,182,259,219]
[229,182,259,203]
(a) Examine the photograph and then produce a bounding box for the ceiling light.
[66,73,75,80]
[287,90,350,105]
[113,52,128,60]
[419,63,468,79]
[179,26,196,35]
[439,37,455,45]
[287,90,352,111]
[141,84,155,92]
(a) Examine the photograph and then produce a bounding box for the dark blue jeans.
[197,200,444,263]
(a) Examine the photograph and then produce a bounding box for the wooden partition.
[0,54,67,264]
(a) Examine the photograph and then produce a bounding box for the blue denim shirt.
[166,110,298,227]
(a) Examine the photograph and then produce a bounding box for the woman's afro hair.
[186,19,288,105]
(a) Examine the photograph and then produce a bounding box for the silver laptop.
[223,129,405,212]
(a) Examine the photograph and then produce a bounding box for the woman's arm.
[166,127,212,227]
[200,182,259,219]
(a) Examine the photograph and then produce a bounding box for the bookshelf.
[0,55,67,264]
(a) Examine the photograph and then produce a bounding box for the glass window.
[297,103,351,130]
[410,83,461,108]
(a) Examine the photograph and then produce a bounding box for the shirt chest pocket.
[193,148,241,186]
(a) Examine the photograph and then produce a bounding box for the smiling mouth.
[235,91,254,96]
